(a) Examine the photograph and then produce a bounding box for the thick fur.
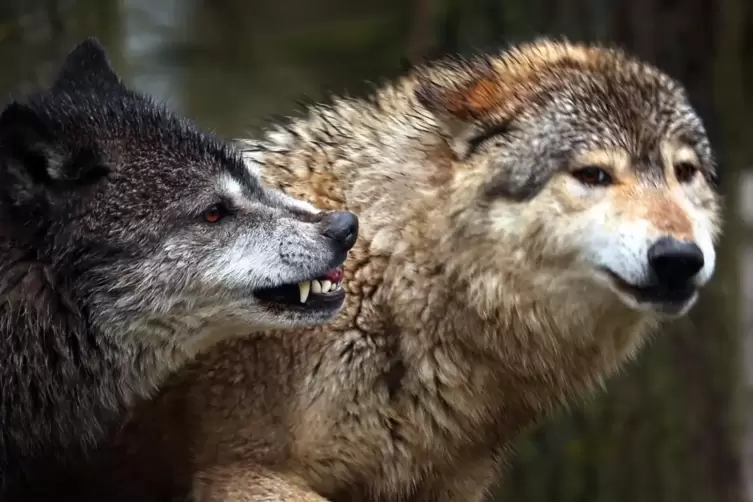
[56,39,721,502]
[0,39,354,496]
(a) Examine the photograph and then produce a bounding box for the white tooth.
[299,281,311,303]
[321,280,332,292]
[311,280,322,294]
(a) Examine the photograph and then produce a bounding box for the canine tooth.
[321,280,332,292]
[299,281,311,303]
[311,280,322,294]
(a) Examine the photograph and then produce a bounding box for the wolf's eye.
[571,166,613,186]
[674,162,698,183]
[201,204,228,223]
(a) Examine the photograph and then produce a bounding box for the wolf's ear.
[415,61,508,160]
[52,38,123,93]
[0,102,108,195]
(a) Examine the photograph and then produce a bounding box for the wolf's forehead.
[542,82,700,154]
[102,139,261,203]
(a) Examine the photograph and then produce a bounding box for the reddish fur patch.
[614,183,694,241]
[645,195,694,241]
[418,40,638,124]
[458,79,503,117]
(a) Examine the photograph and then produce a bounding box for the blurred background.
[0,1,750,501]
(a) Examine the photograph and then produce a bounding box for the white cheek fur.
[564,177,592,199]
[580,218,654,285]
[200,234,282,291]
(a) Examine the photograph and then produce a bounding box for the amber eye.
[571,166,613,186]
[674,162,698,183]
[201,204,227,223]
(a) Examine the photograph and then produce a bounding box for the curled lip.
[254,283,346,312]
[600,268,697,306]
[251,252,348,293]
[253,261,347,311]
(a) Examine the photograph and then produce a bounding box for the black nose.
[321,211,359,251]
[647,237,704,286]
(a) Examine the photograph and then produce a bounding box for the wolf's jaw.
[254,266,345,307]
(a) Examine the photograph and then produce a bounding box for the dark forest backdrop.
[0,1,750,501]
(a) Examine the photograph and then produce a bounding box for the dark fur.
[0,38,305,496]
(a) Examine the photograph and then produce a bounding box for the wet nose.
[647,237,704,286]
[321,211,359,251]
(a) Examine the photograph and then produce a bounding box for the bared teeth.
[298,280,311,303]
[311,280,322,294]
[298,279,343,302]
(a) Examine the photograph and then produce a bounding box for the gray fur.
[416,51,715,202]
[0,38,351,496]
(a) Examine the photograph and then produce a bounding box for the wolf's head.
[0,39,358,352]
[415,39,720,322]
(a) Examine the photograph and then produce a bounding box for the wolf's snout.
[647,237,705,286]
[321,211,359,251]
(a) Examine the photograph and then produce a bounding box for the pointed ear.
[52,38,123,93]
[0,102,108,194]
[415,61,508,159]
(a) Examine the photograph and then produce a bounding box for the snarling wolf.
[0,38,357,496]
[50,38,720,502]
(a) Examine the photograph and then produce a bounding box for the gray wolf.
[49,38,720,502]
[0,38,357,497]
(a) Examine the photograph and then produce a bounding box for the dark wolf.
[0,38,357,497]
